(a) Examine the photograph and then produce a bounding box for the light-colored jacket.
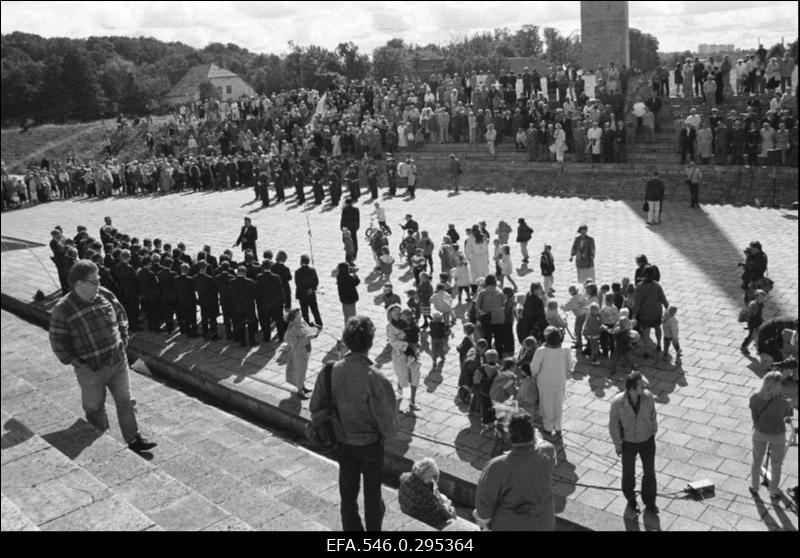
[609,390,658,450]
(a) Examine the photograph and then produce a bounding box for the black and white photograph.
[1,0,797,536]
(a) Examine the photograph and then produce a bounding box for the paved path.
[2,187,798,531]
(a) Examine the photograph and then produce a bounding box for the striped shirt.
[49,286,129,371]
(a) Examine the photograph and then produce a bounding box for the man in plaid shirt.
[49,259,156,454]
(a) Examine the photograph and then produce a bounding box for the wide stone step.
[0,374,245,530]
[0,311,446,531]
[0,407,160,531]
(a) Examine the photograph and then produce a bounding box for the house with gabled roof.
[162,63,255,105]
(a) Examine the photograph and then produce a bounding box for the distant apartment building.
[698,44,736,55]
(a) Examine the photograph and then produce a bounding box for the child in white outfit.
[662,305,681,361]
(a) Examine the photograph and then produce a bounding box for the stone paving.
[1,186,798,531]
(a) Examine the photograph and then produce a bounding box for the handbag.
[305,362,340,449]
[643,201,649,212]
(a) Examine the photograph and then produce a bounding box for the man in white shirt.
[586,122,603,162]
[685,108,701,130]
[397,157,410,192]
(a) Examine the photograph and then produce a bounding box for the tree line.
[1,26,661,125]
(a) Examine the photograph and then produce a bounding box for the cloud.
[1,0,796,57]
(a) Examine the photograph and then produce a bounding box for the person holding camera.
[749,371,794,500]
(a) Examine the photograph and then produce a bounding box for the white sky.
[1,1,798,56]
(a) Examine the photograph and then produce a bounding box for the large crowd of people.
[21,42,799,532]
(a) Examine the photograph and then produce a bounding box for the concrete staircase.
[0,310,440,531]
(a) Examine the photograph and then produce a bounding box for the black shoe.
[296,391,309,400]
[644,505,659,514]
[627,502,641,514]
[128,435,157,453]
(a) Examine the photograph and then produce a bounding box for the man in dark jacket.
[644,171,665,225]
[116,249,140,331]
[521,282,548,342]
[516,218,533,263]
[175,263,198,337]
[294,254,322,327]
[255,261,286,343]
[136,255,161,333]
[271,250,293,310]
[214,261,235,340]
[231,266,257,346]
[193,261,220,340]
[157,256,177,334]
[234,216,258,255]
[340,198,360,258]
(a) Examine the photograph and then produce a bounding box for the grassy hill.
[1,117,168,173]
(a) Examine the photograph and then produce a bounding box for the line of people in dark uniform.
[48,216,324,348]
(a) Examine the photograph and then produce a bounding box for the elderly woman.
[696,122,713,164]
[569,224,596,283]
[398,458,458,529]
[749,371,794,500]
[631,265,669,359]
[284,308,319,399]
[464,224,491,294]
[529,327,573,439]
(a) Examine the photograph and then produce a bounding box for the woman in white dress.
[464,225,490,294]
[284,309,319,399]
[529,327,573,438]
[554,123,567,164]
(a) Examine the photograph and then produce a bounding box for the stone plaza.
[1,184,797,531]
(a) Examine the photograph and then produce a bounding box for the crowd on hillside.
[4,44,797,211]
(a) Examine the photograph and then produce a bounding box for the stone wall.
[405,161,798,207]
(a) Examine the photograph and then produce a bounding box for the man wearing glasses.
[49,259,157,454]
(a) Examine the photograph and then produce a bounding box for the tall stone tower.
[580,1,630,70]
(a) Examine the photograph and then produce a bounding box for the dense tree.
[789,37,798,62]
[60,46,106,119]
[372,39,412,79]
[336,42,371,81]
[513,25,543,57]
[629,28,660,71]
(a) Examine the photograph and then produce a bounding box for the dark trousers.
[347,227,359,257]
[299,295,323,326]
[600,326,616,357]
[233,314,257,345]
[141,298,161,332]
[336,442,385,532]
[220,304,234,339]
[161,301,175,332]
[621,436,657,507]
[478,393,495,426]
[689,183,699,207]
[199,305,218,337]
[258,304,286,341]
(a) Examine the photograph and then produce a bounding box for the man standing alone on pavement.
[310,316,398,531]
[516,218,533,264]
[340,198,361,259]
[234,216,258,255]
[644,171,665,225]
[449,153,462,193]
[49,260,157,454]
[609,371,658,516]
